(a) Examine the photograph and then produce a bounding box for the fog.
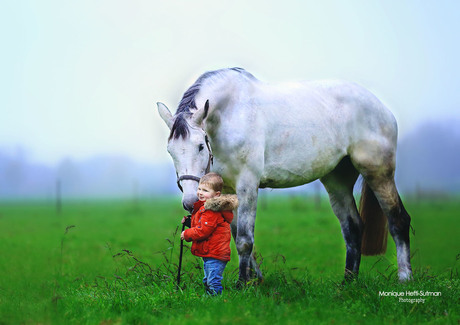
[396,119,460,195]
[1,119,458,200]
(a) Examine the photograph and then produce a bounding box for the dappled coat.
[183,195,238,262]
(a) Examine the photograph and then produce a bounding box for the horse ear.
[191,100,210,126]
[157,102,174,129]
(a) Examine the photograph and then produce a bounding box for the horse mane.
[169,67,255,140]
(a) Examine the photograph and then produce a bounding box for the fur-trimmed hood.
[204,194,238,212]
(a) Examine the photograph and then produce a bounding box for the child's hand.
[180,231,185,241]
[181,215,191,228]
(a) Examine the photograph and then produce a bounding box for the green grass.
[0,196,458,324]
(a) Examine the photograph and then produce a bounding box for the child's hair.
[199,172,223,192]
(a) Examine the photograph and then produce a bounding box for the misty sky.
[1,0,459,165]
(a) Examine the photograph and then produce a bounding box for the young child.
[180,172,238,295]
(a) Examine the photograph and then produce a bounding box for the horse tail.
[359,180,388,256]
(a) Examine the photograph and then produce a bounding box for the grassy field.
[0,195,458,324]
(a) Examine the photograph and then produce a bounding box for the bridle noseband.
[176,134,214,193]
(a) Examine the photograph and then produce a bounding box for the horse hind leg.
[320,156,363,281]
[363,177,412,281]
[351,147,413,281]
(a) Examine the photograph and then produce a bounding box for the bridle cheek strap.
[176,133,213,193]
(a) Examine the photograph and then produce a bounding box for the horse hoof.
[236,276,264,289]
[236,279,245,289]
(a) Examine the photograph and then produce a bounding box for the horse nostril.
[182,194,198,213]
[183,202,192,212]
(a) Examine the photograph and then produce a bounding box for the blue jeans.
[202,257,227,295]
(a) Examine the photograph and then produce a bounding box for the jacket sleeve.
[183,211,218,242]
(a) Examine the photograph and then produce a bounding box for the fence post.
[133,179,139,210]
[315,181,321,210]
[56,179,62,215]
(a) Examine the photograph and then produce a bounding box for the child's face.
[197,183,220,202]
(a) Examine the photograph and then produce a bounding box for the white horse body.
[193,75,396,189]
[158,68,412,283]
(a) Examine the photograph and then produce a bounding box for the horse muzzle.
[177,174,201,212]
[182,193,198,212]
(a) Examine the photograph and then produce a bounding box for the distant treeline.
[0,120,459,199]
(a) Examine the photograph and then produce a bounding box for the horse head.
[157,101,212,212]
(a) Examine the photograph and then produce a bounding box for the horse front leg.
[235,171,262,285]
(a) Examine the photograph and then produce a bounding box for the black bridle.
[176,134,214,192]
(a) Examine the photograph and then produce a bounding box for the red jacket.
[183,195,238,262]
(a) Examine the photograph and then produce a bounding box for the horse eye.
[198,144,205,152]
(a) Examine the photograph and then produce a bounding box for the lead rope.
[177,215,191,286]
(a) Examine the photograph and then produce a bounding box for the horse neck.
[196,72,253,113]
[196,72,257,150]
